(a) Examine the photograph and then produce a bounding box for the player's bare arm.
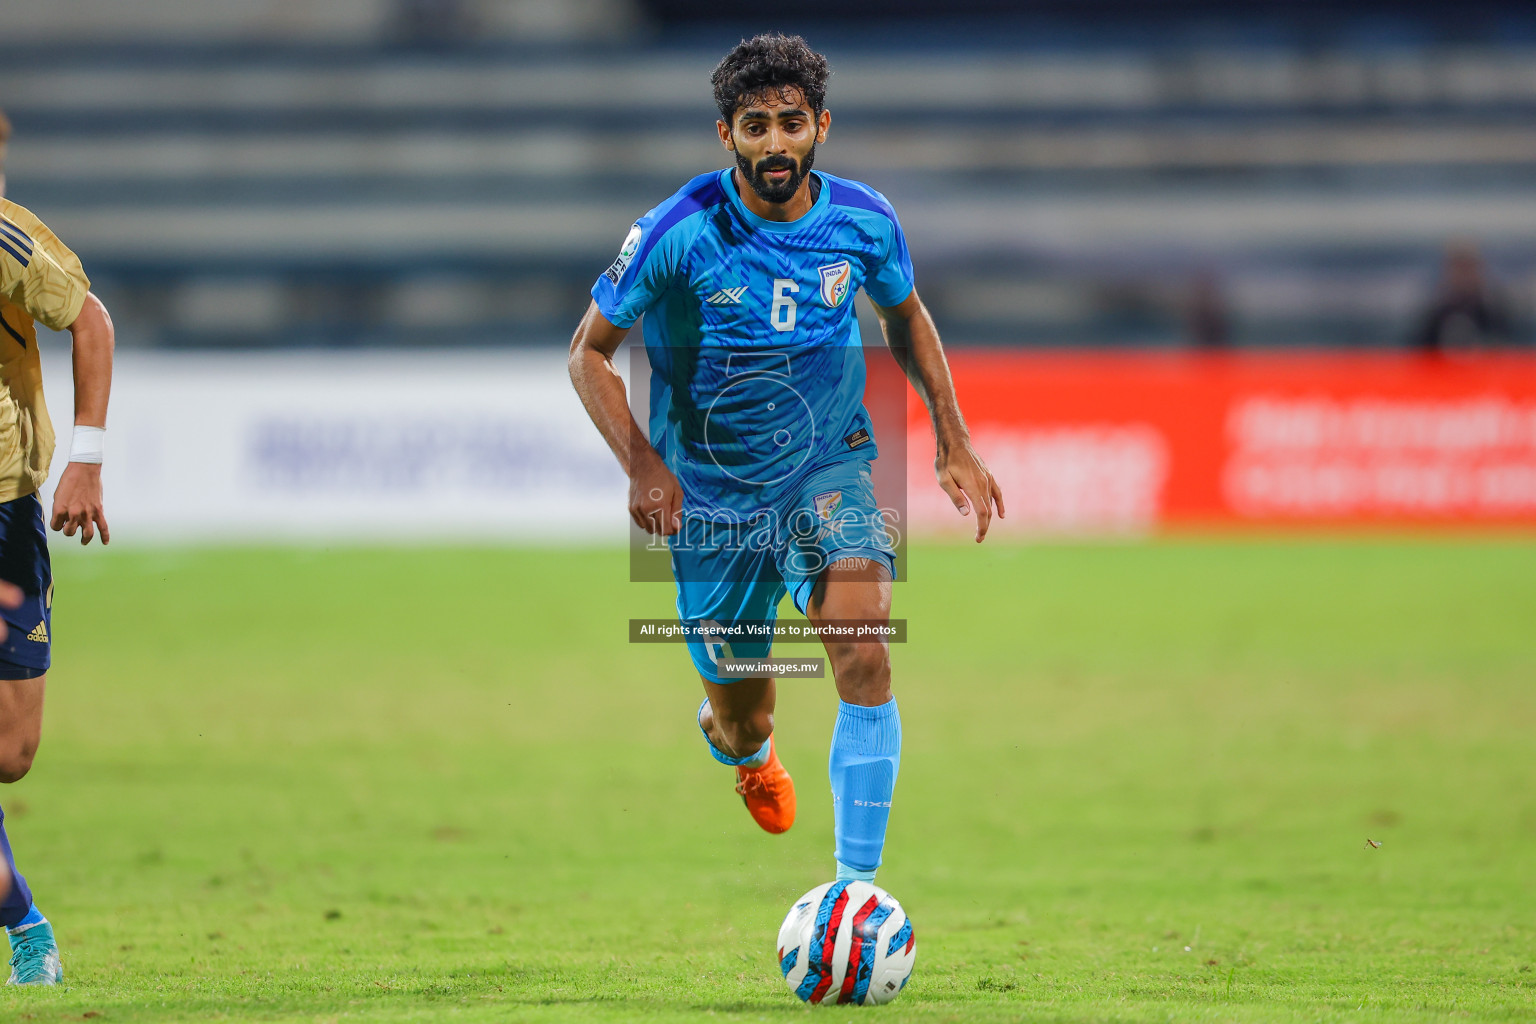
[567,301,683,536]
[872,291,1006,542]
[50,291,113,546]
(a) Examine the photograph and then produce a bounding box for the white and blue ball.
[776,880,916,1005]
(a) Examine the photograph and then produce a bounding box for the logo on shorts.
[26,621,47,643]
[603,223,643,284]
[813,490,843,520]
[818,261,852,308]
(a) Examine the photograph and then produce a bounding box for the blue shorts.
[671,456,896,683]
[0,494,51,679]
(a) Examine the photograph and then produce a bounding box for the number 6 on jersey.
[771,278,799,332]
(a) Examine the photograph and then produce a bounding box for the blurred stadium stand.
[3,0,1535,349]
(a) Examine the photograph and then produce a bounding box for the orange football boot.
[735,737,796,834]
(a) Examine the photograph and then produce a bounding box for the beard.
[735,144,816,205]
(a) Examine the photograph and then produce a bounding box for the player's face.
[718,88,830,205]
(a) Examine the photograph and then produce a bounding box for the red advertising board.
[903,353,1536,533]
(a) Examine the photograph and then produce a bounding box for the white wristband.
[69,425,105,464]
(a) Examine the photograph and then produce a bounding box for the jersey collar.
[719,168,830,234]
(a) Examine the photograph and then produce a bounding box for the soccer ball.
[776,880,916,1005]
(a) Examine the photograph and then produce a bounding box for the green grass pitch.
[0,538,1533,1022]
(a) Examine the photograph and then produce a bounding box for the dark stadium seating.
[2,30,1533,348]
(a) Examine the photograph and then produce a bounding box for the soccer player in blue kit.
[569,35,1004,884]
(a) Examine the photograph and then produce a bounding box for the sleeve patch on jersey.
[604,223,644,284]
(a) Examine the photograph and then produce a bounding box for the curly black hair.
[711,34,830,125]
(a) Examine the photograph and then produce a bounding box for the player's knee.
[717,707,774,756]
[0,742,36,784]
[830,642,890,704]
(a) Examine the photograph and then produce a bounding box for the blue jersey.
[591,168,915,516]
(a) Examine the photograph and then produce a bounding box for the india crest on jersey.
[818,260,852,308]
[813,490,844,520]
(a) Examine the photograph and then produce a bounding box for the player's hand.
[630,455,684,536]
[0,581,21,643]
[936,437,1005,543]
[50,462,111,546]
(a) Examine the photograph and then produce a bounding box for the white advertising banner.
[37,350,630,543]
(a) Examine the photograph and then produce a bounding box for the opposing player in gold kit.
[0,108,115,985]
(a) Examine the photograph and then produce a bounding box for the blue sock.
[836,862,878,882]
[697,699,771,768]
[828,698,901,879]
[8,904,44,934]
[0,802,35,930]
